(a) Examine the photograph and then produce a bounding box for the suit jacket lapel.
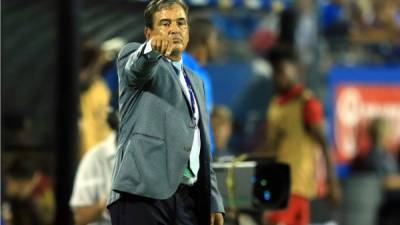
[183,67,205,118]
[184,67,211,155]
[165,58,191,107]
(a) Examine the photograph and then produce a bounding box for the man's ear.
[144,27,152,40]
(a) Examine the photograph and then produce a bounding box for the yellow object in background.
[79,78,112,158]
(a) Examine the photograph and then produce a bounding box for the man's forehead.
[154,4,187,19]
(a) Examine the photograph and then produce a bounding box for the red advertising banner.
[335,85,400,163]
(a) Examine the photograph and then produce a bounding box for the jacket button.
[184,146,191,152]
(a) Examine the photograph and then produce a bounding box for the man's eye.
[178,21,187,26]
[161,22,170,26]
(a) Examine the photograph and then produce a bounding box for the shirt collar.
[171,59,183,74]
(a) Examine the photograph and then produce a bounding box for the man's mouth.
[171,37,182,43]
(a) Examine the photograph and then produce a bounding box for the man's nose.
[168,22,180,34]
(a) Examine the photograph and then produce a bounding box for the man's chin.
[170,47,182,57]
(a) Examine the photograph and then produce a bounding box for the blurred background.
[1,0,400,225]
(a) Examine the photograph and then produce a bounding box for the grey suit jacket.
[108,42,225,216]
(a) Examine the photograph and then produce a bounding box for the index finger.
[165,39,174,57]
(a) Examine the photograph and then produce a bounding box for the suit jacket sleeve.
[117,42,162,87]
[210,167,225,213]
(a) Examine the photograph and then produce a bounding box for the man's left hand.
[211,213,224,225]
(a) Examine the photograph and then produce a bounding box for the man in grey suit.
[107,0,225,224]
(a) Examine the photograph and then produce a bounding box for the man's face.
[272,61,297,93]
[147,3,189,57]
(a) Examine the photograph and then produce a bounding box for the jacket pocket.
[114,140,141,190]
[131,133,168,190]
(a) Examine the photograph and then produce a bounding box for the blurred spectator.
[362,117,400,225]
[249,27,277,57]
[296,0,319,67]
[4,158,55,225]
[211,105,235,160]
[350,0,374,27]
[261,46,341,225]
[354,117,399,177]
[321,0,351,40]
[350,0,400,45]
[183,17,219,114]
[70,132,116,225]
[183,16,219,155]
[278,7,297,48]
[231,57,274,153]
[229,18,278,153]
[101,38,126,110]
[79,41,112,158]
[277,2,325,93]
[344,0,400,63]
[69,109,119,225]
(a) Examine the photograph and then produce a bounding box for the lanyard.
[182,68,196,116]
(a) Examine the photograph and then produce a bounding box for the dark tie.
[173,64,196,116]
[183,69,196,116]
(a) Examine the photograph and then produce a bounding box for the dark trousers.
[109,185,199,225]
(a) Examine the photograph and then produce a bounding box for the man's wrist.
[142,40,161,61]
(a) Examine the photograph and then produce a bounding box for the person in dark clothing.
[358,117,400,225]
